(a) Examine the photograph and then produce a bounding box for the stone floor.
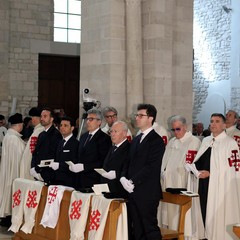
[0,226,14,240]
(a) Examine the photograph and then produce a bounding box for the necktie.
[136,133,143,144]
[111,145,117,154]
[59,139,66,151]
[84,134,92,147]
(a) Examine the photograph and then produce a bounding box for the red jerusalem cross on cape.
[26,190,38,208]
[12,189,21,208]
[89,209,101,230]
[186,150,197,163]
[228,149,240,171]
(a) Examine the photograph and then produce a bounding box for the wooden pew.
[233,225,240,238]
[160,192,192,240]
[13,186,124,240]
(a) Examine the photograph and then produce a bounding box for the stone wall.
[193,0,231,122]
[0,0,53,117]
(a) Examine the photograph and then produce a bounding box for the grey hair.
[227,110,239,119]
[112,121,128,132]
[102,106,118,117]
[87,108,103,120]
[170,115,187,126]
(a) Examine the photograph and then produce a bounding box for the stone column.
[125,0,143,115]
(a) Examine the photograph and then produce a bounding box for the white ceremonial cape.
[0,128,25,217]
[20,123,44,180]
[159,131,202,238]
[193,131,240,240]
[226,125,240,149]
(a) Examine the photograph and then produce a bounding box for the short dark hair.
[41,107,54,118]
[137,103,157,125]
[211,113,226,123]
[61,116,75,127]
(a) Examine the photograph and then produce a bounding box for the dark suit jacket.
[76,128,112,189]
[54,135,79,187]
[101,139,130,198]
[31,125,62,183]
[124,129,165,201]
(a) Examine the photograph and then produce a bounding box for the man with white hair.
[225,110,240,149]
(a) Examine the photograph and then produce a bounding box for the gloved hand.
[30,167,44,181]
[49,162,59,171]
[120,177,134,193]
[69,163,84,173]
[184,163,192,172]
[102,170,116,180]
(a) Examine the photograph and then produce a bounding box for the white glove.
[30,167,43,181]
[120,177,134,193]
[184,163,192,172]
[102,170,116,180]
[69,163,84,173]
[49,162,59,171]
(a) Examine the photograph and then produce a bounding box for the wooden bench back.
[160,192,192,240]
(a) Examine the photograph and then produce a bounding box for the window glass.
[54,0,81,43]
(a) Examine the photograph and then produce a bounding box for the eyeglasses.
[171,128,181,132]
[86,117,100,122]
[134,114,148,119]
[105,114,117,119]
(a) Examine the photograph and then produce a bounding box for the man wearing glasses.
[69,108,112,190]
[102,106,132,141]
[160,115,201,237]
[120,103,165,240]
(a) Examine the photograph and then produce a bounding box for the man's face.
[0,120,4,127]
[86,113,101,132]
[226,111,236,127]
[171,120,187,139]
[31,116,40,127]
[104,111,117,127]
[135,109,153,131]
[40,110,53,128]
[210,116,226,136]
[110,123,127,145]
[60,120,74,138]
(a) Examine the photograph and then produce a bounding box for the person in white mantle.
[225,110,240,149]
[159,115,202,239]
[0,113,25,220]
[192,113,240,240]
[20,107,44,180]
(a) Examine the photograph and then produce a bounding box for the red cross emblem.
[47,186,58,204]
[12,189,21,208]
[89,209,101,231]
[162,136,168,145]
[30,136,38,153]
[228,149,240,171]
[26,190,38,208]
[233,135,240,150]
[69,199,82,220]
[186,150,197,163]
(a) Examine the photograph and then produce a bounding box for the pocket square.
[63,150,70,152]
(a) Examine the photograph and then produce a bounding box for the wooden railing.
[13,186,125,240]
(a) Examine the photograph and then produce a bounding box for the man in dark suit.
[100,121,130,198]
[69,109,112,189]
[30,107,62,184]
[120,104,165,240]
[49,116,79,187]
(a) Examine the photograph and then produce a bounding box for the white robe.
[0,128,25,217]
[193,131,240,240]
[0,126,7,157]
[159,131,202,238]
[226,125,240,149]
[20,123,44,180]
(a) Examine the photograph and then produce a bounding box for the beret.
[8,113,23,124]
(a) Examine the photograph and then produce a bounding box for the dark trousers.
[128,197,162,240]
